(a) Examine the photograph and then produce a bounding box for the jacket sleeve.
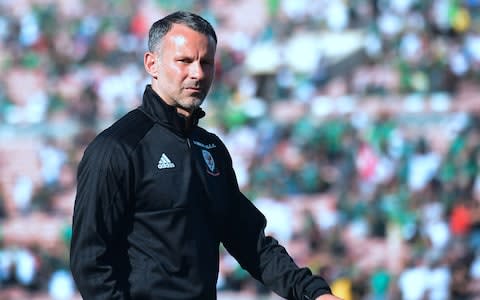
[217,141,332,300]
[70,136,132,300]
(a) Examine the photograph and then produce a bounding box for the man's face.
[151,24,216,116]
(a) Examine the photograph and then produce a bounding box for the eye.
[177,58,192,64]
[201,60,214,66]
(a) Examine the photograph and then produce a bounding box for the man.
[70,11,341,300]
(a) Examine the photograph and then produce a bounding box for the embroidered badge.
[202,149,220,176]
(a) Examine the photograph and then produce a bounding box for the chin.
[182,98,203,109]
[192,96,203,105]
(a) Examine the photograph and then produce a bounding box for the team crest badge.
[202,149,220,176]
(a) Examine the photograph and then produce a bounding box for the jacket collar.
[140,85,205,136]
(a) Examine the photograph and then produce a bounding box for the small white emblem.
[193,140,216,149]
[202,150,219,176]
[157,153,175,169]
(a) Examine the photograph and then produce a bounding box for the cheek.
[157,58,180,76]
[206,71,215,86]
[167,64,188,83]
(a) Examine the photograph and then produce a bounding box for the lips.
[186,87,201,91]
[185,86,203,94]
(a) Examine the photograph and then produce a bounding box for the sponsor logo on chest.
[157,153,175,169]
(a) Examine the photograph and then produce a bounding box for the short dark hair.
[148,11,217,52]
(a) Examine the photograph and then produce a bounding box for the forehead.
[161,23,216,54]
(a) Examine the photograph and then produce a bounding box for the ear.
[144,51,158,79]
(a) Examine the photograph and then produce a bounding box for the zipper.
[186,137,191,149]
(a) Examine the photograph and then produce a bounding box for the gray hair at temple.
[148,11,217,52]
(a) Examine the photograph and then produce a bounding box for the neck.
[176,106,193,119]
[176,109,194,132]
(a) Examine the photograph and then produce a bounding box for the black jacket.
[70,85,332,300]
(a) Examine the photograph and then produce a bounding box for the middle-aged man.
[70,11,342,300]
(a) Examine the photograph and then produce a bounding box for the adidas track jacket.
[70,85,332,300]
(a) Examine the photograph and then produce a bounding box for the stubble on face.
[154,53,205,110]
[152,24,216,117]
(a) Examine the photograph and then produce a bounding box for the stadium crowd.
[1,0,480,299]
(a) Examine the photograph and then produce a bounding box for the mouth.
[185,86,203,94]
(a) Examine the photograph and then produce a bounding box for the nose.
[189,61,204,79]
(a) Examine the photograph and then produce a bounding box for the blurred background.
[1,0,480,299]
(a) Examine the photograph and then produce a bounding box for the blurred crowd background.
[1,0,480,299]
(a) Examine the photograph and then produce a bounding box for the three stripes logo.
[157,153,175,169]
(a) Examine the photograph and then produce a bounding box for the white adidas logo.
[157,153,175,169]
